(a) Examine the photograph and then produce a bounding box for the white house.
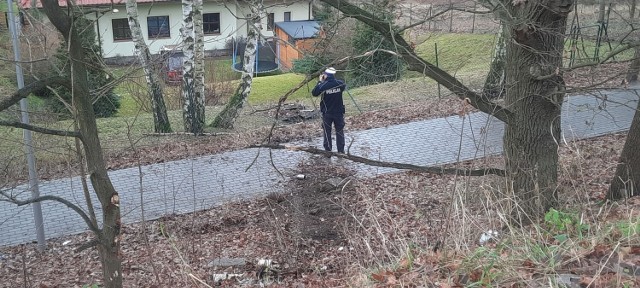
[21,0,314,59]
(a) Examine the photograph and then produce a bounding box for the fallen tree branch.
[252,144,506,177]
[0,120,82,138]
[0,193,101,236]
[142,132,233,137]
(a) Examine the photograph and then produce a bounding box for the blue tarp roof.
[275,20,320,39]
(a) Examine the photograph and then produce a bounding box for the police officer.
[312,67,346,154]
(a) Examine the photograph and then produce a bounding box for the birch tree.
[211,0,265,129]
[126,0,172,133]
[181,0,205,134]
[194,0,205,112]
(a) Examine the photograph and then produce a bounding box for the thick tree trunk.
[627,47,640,83]
[126,0,172,133]
[503,3,569,224]
[40,1,122,287]
[483,23,507,99]
[318,0,574,224]
[211,0,264,129]
[181,0,204,134]
[608,100,640,199]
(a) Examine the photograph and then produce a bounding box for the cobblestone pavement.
[1,86,638,247]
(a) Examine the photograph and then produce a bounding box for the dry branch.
[0,120,81,138]
[0,193,101,236]
[0,76,69,112]
[253,143,505,177]
[142,132,233,136]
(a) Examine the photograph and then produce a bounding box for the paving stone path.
[1,86,638,247]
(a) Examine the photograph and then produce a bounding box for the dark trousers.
[322,113,345,153]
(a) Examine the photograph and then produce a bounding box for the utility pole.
[7,0,46,251]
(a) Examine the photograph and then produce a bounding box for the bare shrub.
[122,75,152,113]
[19,15,60,85]
[205,57,238,106]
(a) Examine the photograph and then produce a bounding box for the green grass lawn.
[249,73,310,104]
[415,33,496,75]
[112,33,500,117]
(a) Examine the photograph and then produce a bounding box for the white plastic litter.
[479,230,499,245]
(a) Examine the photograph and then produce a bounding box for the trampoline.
[232,37,280,74]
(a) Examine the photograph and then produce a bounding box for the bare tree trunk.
[503,5,569,224]
[318,0,571,225]
[211,0,264,129]
[181,0,204,134]
[194,0,205,108]
[608,100,640,199]
[40,1,122,287]
[126,0,172,133]
[628,47,640,83]
[631,0,637,19]
[598,0,607,23]
[483,23,507,99]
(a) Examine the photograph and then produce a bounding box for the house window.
[284,12,291,22]
[112,18,131,41]
[203,13,221,34]
[267,13,274,31]
[147,16,170,38]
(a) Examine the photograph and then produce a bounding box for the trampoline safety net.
[232,37,280,73]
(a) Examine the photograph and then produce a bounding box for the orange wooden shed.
[274,20,323,70]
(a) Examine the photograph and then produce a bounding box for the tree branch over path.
[320,0,513,124]
[0,76,70,112]
[0,120,82,138]
[254,144,506,177]
[0,193,101,236]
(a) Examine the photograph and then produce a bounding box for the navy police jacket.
[312,74,346,114]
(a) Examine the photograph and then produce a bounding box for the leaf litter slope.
[2,131,639,286]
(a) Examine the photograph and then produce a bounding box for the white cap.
[324,67,337,74]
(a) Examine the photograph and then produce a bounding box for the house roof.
[20,0,171,9]
[275,20,320,40]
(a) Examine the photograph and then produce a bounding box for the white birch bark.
[181,0,204,133]
[194,0,205,116]
[211,0,264,128]
[126,0,172,133]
